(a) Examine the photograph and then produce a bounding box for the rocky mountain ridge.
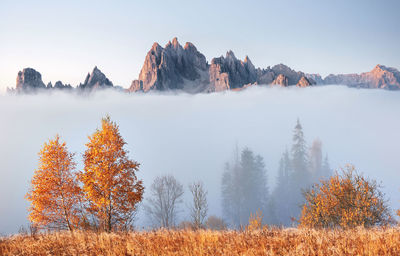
[10,66,115,93]
[9,38,400,93]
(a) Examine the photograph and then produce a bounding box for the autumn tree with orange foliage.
[26,135,81,231]
[397,207,400,224]
[79,116,144,232]
[300,164,390,228]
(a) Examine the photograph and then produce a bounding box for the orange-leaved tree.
[79,116,144,232]
[25,135,81,231]
[299,164,390,228]
[398,203,400,223]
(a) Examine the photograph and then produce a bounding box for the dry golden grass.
[1,227,400,256]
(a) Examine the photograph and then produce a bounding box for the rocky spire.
[79,66,113,90]
[16,68,46,92]
[129,37,208,92]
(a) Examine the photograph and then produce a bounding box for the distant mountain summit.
[9,38,400,93]
[129,37,209,93]
[320,64,400,89]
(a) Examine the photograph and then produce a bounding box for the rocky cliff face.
[270,64,305,85]
[208,52,257,92]
[16,68,46,91]
[256,67,275,85]
[78,66,113,90]
[208,59,230,92]
[296,76,316,87]
[129,37,208,92]
[272,74,288,87]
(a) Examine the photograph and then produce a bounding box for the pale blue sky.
[1,0,399,91]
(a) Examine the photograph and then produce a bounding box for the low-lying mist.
[0,86,399,234]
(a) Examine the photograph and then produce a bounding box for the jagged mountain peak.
[79,66,113,90]
[151,42,162,51]
[370,64,399,75]
[184,42,197,51]
[130,38,208,92]
[165,37,181,50]
[226,50,236,59]
[172,37,179,46]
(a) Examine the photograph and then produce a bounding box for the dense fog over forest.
[0,86,399,234]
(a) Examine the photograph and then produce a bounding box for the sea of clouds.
[0,85,399,234]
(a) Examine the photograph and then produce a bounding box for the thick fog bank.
[0,86,399,234]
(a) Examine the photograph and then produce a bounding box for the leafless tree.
[188,181,208,229]
[145,175,184,228]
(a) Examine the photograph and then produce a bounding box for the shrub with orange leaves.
[299,164,390,228]
[247,210,263,231]
[79,116,144,232]
[25,135,81,231]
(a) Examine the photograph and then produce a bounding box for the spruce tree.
[309,138,323,183]
[322,154,332,178]
[255,154,269,214]
[221,146,269,228]
[289,119,311,223]
[272,149,292,225]
[291,119,308,177]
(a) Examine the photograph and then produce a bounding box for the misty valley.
[0,86,399,235]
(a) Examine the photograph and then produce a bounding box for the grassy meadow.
[1,227,400,256]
